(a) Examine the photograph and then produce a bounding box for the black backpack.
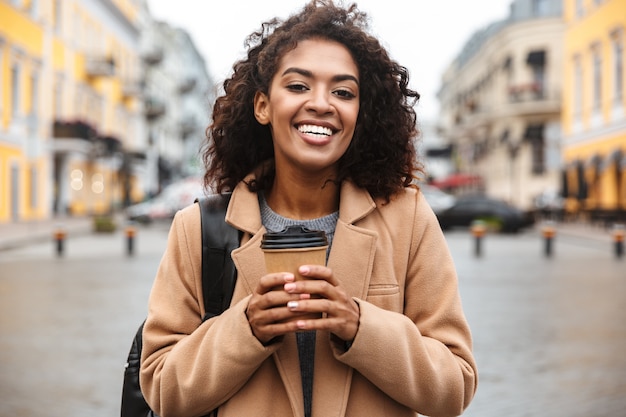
[121,193,240,417]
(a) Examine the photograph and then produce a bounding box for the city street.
[0,223,624,416]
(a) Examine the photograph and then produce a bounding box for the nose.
[305,89,332,114]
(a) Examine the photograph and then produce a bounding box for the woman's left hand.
[284,265,360,343]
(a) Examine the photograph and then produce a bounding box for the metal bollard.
[53,225,66,257]
[613,224,624,259]
[470,220,487,257]
[125,223,137,257]
[541,221,556,258]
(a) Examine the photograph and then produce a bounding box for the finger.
[287,296,359,341]
[284,279,333,298]
[257,272,295,294]
[298,265,338,285]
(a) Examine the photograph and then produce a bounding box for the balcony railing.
[85,56,115,77]
[178,77,196,95]
[122,79,143,98]
[507,83,546,102]
[142,48,163,66]
[144,97,166,120]
[53,120,97,140]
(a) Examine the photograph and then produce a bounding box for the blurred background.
[1,2,626,416]
[0,0,624,229]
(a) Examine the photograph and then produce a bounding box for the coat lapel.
[312,205,378,416]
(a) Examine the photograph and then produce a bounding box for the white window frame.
[572,54,583,133]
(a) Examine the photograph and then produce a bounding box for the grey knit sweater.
[259,193,338,417]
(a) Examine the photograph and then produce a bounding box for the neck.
[266,174,340,220]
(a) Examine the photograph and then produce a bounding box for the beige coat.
[140,178,477,417]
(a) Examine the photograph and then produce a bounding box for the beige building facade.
[437,0,564,210]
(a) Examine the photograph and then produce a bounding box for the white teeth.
[298,124,332,136]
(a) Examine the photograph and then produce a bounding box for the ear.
[254,91,270,125]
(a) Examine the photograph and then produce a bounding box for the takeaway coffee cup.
[261,225,328,321]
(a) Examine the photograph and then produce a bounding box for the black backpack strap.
[195,193,240,321]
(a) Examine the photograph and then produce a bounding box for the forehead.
[276,38,359,78]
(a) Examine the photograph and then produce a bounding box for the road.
[0,223,624,416]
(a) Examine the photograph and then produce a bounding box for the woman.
[140,1,477,416]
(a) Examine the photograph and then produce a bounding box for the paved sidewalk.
[1,214,621,252]
[0,214,127,251]
[542,220,620,243]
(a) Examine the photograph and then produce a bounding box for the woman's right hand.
[246,272,302,344]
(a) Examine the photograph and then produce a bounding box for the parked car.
[435,194,535,233]
[126,177,205,223]
[418,184,457,214]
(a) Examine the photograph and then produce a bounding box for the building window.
[30,72,39,117]
[573,55,583,116]
[54,0,62,34]
[11,63,20,117]
[0,39,4,112]
[30,0,39,19]
[30,165,38,209]
[53,77,63,119]
[532,0,549,16]
[575,0,584,18]
[524,125,545,175]
[592,45,602,109]
[527,50,546,98]
[531,138,545,175]
[612,31,623,103]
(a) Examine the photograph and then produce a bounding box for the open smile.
[296,124,335,137]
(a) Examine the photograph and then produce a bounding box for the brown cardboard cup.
[261,226,328,322]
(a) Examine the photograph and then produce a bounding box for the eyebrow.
[282,67,359,85]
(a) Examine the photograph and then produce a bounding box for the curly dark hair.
[203,0,422,201]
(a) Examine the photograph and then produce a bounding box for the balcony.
[507,83,545,102]
[122,79,143,99]
[178,77,196,95]
[52,119,98,155]
[142,48,163,66]
[92,135,122,158]
[85,56,115,77]
[53,120,97,140]
[144,97,166,120]
[179,116,197,138]
[506,84,560,117]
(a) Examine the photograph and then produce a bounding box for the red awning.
[431,173,483,190]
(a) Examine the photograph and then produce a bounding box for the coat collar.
[225,169,377,235]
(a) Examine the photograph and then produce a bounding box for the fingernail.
[296,320,306,329]
[284,273,295,282]
[287,301,299,309]
[284,283,296,292]
[299,266,310,274]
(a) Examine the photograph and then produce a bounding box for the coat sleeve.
[139,205,279,417]
[333,193,478,417]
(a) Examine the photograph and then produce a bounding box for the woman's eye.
[286,84,308,92]
[333,89,356,99]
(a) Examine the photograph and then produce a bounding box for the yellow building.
[0,0,143,223]
[562,0,626,224]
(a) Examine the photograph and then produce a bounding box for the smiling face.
[254,38,360,179]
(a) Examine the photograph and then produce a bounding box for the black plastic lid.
[261,225,328,249]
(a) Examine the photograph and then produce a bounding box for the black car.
[435,194,535,233]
